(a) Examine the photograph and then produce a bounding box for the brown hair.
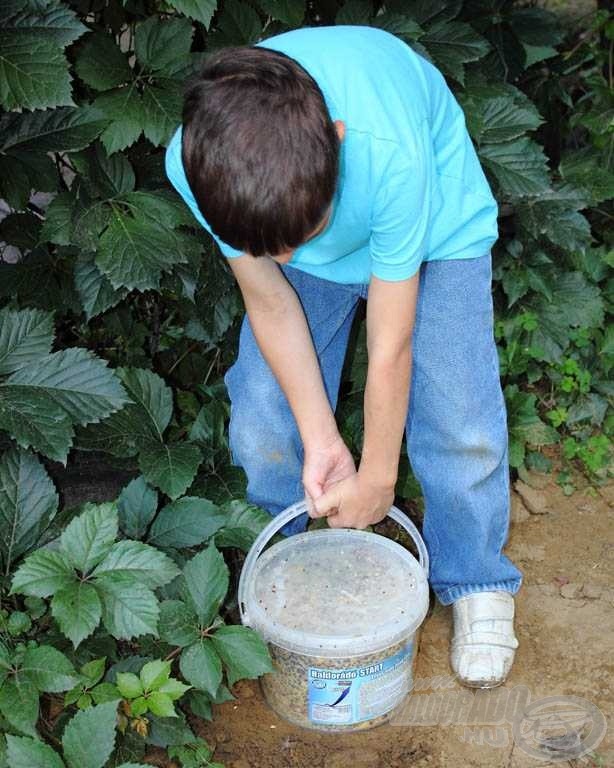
[181,45,340,257]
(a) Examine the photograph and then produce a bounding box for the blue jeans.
[223,253,523,605]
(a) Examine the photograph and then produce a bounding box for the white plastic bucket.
[238,499,430,731]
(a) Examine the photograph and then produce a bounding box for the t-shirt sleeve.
[164,127,244,259]
[369,135,432,282]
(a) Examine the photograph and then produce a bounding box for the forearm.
[359,344,413,488]
[245,288,338,450]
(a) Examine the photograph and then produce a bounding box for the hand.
[302,433,357,516]
[310,472,395,529]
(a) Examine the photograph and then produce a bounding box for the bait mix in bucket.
[238,500,430,731]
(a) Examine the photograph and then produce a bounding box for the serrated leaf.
[96,208,198,292]
[259,0,304,25]
[120,368,172,440]
[60,502,118,573]
[0,447,58,570]
[179,641,222,696]
[5,0,86,47]
[146,712,195,747]
[421,20,489,84]
[4,348,129,427]
[91,682,121,704]
[182,545,229,626]
[217,0,262,44]
[0,385,74,463]
[75,33,132,91]
[94,88,146,155]
[0,678,39,737]
[116,672,143,699]
[214,499,271,550]
[167,0,217,27]
[0,107,107,154]
[372,12,424,41]
[147,497,224,548]
[92,540,180,588]
[117,477,158,540]
[21,645,80,692]
[138,442,202,501]
[159,600,200,647]
[11,549,75,597]
[158,678,191,700]
[0,33,73,110]
[210,626,272,686]
[142,80,183,147]
[81,657,107,685]
[479,138,550,197]
[135,17,194,75]
[119,190,198,229]
[335,0,371,24]
[147,692,176,717]
[40,192,74,246]
[51,582,102,647]
[96,574,159,640]
[140,660,171,692]
[0,309,54,375]
[559,148,614,205]
[5,734,65,768]
[61,701,118,768]
[458,86,543,144]
[74,255,129,321]
[73,143,136,198]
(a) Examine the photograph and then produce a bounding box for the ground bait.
[260,637,418,731]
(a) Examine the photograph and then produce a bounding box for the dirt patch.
[189,461,614,768]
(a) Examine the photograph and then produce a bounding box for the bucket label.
[307,640,414,725]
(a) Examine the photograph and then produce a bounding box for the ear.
[334,119,346,142]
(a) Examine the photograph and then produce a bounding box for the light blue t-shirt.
[165,25,498,285]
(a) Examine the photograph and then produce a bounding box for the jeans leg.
[224,265,363,536]
[406,252,523,605]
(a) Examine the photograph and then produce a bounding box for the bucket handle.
[238,498,429,626]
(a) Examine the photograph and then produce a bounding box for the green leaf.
[179,641,222,697]
[182,545,229,626]
[4,348,129,428]
[91,682,121,704]
[135,17,193,75]
[81,657,107,685]
[51,582,102,647]
[92,540,179,588]
[5,734,65,768]
[0,107,107,154]
[479,138,550,197]
[61,701,118,768]
[75,33,132,91]
[60,502,118,574]
[559,148,614,205]
[138,442,202,501]
[96,574,159,640]
[0,678,39,737]
[421,20,489,84]
[147,692,176,718]
[159,600,200,647]
[94,88,146,155]
[74,255,129,321]
[335,0,371,24]
[0,385,74,463]
[119,368,172,441]
[372,12,424,41]
[96,208,199,292]
[21,645,80,693]
[457,85,543,144]
[146,712,195,747]
[72,143,136,198]
[117,477,158,540]
[214,500,271,550]
[4,0,87,47]
[0,447,58,570]
[166,0,217,28]
[142,80,183,147]
[116,672,143,699]
[217,0,262,44]
[11,549,76,598]
[147,497,225,548]
[259,0,305,25]
[140,660,171,693]
[210,626,272,687]
[191,465,247,506]
[158,678,191,700]
[0,32,73,110]
[40,192,74,246]
[0,309,54,375]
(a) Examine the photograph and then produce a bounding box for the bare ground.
[182,462,614,768]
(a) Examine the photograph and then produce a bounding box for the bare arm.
[226,254,339,451]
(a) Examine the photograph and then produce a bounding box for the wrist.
[357,463,397,493]
[301,418,341,454]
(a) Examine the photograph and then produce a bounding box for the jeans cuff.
[434,578,523,606]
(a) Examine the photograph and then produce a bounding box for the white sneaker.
[450,590,519,688]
